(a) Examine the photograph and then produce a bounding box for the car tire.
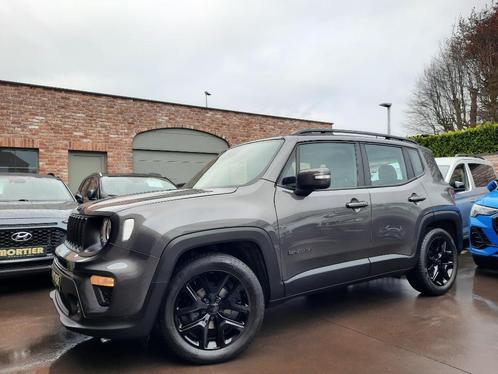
[159,253,265,364]
[406,228,458,296]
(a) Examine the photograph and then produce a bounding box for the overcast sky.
[0,0,489,135]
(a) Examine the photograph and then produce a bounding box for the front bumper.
[0,256,53,278]
[50,242,165,339]
[469,214,498,258]
[50,287,160,339]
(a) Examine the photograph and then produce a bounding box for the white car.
[436,155,496,242]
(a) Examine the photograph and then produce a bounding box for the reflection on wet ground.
[1,253,497,373]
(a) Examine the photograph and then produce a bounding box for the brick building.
[0,80,330,191]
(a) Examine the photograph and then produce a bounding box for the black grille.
[470,227,491,250]
[493,217,498,236]
[65,214,89,251]
[0,227,66,253]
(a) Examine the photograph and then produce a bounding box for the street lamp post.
[379,103,392,135]
[204,91,211,108]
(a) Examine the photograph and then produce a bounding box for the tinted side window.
[280,151,297,189]
[87,177,99,195]
[365,145,407,186]
[280,142,358,189]
[78,178,91,194]
[407,148,424,177]
[469,163,496,187]
[449,164,469,190]
[420,148,444,181]
[0,148,38,173]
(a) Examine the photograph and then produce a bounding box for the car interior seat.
[377,164,398,185]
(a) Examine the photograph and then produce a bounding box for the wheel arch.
[153,227,284,304]
[417,208,463,252]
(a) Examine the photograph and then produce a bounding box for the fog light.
[90,275,115,287]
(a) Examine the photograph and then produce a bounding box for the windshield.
[437,165,450,179]
[192,139,283,189]
[101,176,176,196]
[0,176,74,202]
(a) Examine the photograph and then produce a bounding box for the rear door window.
[469,163,496,187]
[365,144,408,186]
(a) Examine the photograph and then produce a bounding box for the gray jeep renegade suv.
[51,129,462,364]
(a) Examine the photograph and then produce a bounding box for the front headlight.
[100,217,112,247]
[470,204,498,217]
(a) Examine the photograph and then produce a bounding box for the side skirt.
[271,255,415,307]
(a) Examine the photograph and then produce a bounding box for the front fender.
[153,227,285,300]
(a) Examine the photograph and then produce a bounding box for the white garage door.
[133,128,229,185]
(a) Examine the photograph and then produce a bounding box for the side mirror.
[87,188,97,200]
[451,180,465,192]
[74,193,84,204]
[295,168,331,196]
[487,179,498,192]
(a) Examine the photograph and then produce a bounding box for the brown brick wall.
[0,81,330,183]
[483,154,498,175]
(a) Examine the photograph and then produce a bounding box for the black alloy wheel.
[406,228,458,296]
[160,253,264,364]
[425,236,455,287]
[174,271,250,350]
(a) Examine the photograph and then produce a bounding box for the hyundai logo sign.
[11,231,33,242]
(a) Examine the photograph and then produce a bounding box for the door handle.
[346,200,369,209]
[408,194,426,203]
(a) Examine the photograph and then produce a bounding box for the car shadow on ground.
[47,279,415,373]
[0,272,53,294]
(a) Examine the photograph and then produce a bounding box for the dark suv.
[51,129,462,364]
[75,173,177,203]
[0,174,76,277]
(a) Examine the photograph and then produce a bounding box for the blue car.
[470,179,498,268]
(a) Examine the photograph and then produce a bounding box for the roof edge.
[0,79,332,125]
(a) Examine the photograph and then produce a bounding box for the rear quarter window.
[420,148,444,181]
[469,163,496,187]
[407,148,424,177]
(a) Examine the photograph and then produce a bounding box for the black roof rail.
[292,128,417,144]
[455,154,484,159]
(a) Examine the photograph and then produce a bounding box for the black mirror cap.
[75,193,84,204]
[295,168,331,196]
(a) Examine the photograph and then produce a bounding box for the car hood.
[476,190,498,209]
[79,188,238,214]
[0,201,77,220]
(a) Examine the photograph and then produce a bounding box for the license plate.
[52,270,61,289]
[0,246,46,260]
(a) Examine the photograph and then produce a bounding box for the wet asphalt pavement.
[0,253,497,374]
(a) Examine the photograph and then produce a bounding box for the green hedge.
[410,123,498,157]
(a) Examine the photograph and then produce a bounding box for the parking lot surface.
[0,253,497,374]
